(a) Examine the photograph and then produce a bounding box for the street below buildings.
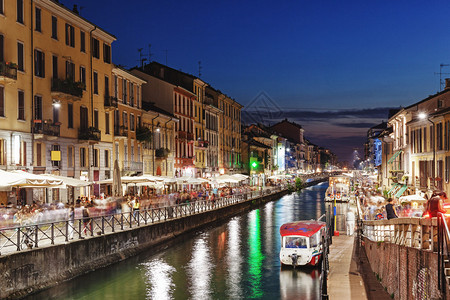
[26,183,327,300]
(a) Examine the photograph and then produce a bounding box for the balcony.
[51,78,84,100]
[78,127,101,143]
[178,157,194,167]
[178,131,194,141]
[104,95,118,110]
[0,62,18,83]
[123,161,143,174]
[155,148,170,159]
[114,126,128,139]
[33,119,60,140]
[196,140,209,148]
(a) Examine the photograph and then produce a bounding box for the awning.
[388,150,403,163]
[395,184,408,198]
[388,183,398,194]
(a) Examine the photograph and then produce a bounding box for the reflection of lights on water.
[248,209,264,298]
[226,218,242,299]
[187,236,212,299]
[265,202,273,251]
[142,259,176,300]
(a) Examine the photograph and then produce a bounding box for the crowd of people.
[0,182,283,229]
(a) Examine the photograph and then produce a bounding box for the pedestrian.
[426,195,446,218]
[82,205,91,236]
[68,206,75,239]
[385,198,398,220]
[346,208,355,236]
[133,198,140,220]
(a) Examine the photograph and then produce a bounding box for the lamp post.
[419,113,436,189]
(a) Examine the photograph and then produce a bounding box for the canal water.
[28,183,328,300]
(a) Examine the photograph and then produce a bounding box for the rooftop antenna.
[148,44,152,63]
[198,61,202,77]
[434,63,450,91]
[138,48,146,68]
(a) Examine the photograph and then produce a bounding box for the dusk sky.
[61,0,450,162]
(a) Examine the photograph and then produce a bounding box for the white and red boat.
[279,220,326,267]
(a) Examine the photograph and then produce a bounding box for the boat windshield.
[284,236,307,249]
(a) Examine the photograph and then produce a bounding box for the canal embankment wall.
[362,237,449,300]
[0,189,289,299]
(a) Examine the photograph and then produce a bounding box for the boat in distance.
[279,220,326,267]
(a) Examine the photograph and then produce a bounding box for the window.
[36,143,42,166]
[137,86,140,108]
[35,7,41,32]
[0,86,4,117]
[105,112,110,134]
[104,75,109,96]
[52,55,58,79]
[130,83,134,107]
[0,1,3,15]
[17,0,23,24]
[0,34,3,62]
[130,114,135,131]
[93,148,99,167]
[92,38,100,59]
[103,44,111,63]
[94,109,99,129]
[80,106,88,130]
[80,31,85,52]
[34,49,45,77]
[17,42,24,71]
[34,95,42,120]
[104,150,109,168]
[80,66,86,89]
[53,102,59,123]
[122,111,127,128]
[114,75,118,97]
[51,16,58,39]
[122,79,127,104]
[65,61,75,80]
[80,147,87,168]
[65,24,75,47]
[68,146,74,168]
[18,90,24,120]
[93,71,98,94]
[68,103,73,128]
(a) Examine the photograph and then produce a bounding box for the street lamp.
[419,113,436,188]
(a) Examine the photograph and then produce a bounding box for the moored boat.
[279,220,326,267]
[325,175,351,202]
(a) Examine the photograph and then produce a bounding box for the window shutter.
[65,24,69,45]
[0,35,3,62]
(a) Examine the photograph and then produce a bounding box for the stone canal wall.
[362,237,445,300]
[0,190,288,299]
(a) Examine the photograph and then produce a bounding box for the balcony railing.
[0,62,18,81]
[178,131,194,141]
[196,140,209,148]
[104,95,118,109]
[114,126,128,137]
[155,148,170,158]
[123,161,143,173]
[33,119,60,136]
[78,127,101,141]
[178,157,194,167]
[51,78,84,99]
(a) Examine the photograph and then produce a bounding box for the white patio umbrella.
[41,174,92,187]
[7,170,64,188]
[231,174,248,181]
[399,194,426,202]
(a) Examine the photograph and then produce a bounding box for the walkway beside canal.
[328,234,392,300]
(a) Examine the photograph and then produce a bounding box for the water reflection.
[187,236,213,300]
[248,209,264,298]
[280,268,320,300]
[226,218,243,299]
[142,259,176,300]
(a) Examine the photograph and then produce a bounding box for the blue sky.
[61,0,450,161]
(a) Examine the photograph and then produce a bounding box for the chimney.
[446,78,450,90]
[72,5,79,14]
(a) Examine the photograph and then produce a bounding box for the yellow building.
[0,0,116,200]
[218,93,243,174]
[111,66,145,177]
[193,79,207,177]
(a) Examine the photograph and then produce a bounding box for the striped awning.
[388,150,403,163]
[395,184,408,198]
[388,183,398,194]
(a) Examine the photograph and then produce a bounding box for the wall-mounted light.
[52,100,61,108]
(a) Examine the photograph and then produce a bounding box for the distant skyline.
[60,0,450,161]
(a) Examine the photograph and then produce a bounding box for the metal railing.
[437,212,450,298]
[0,186,284,256]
